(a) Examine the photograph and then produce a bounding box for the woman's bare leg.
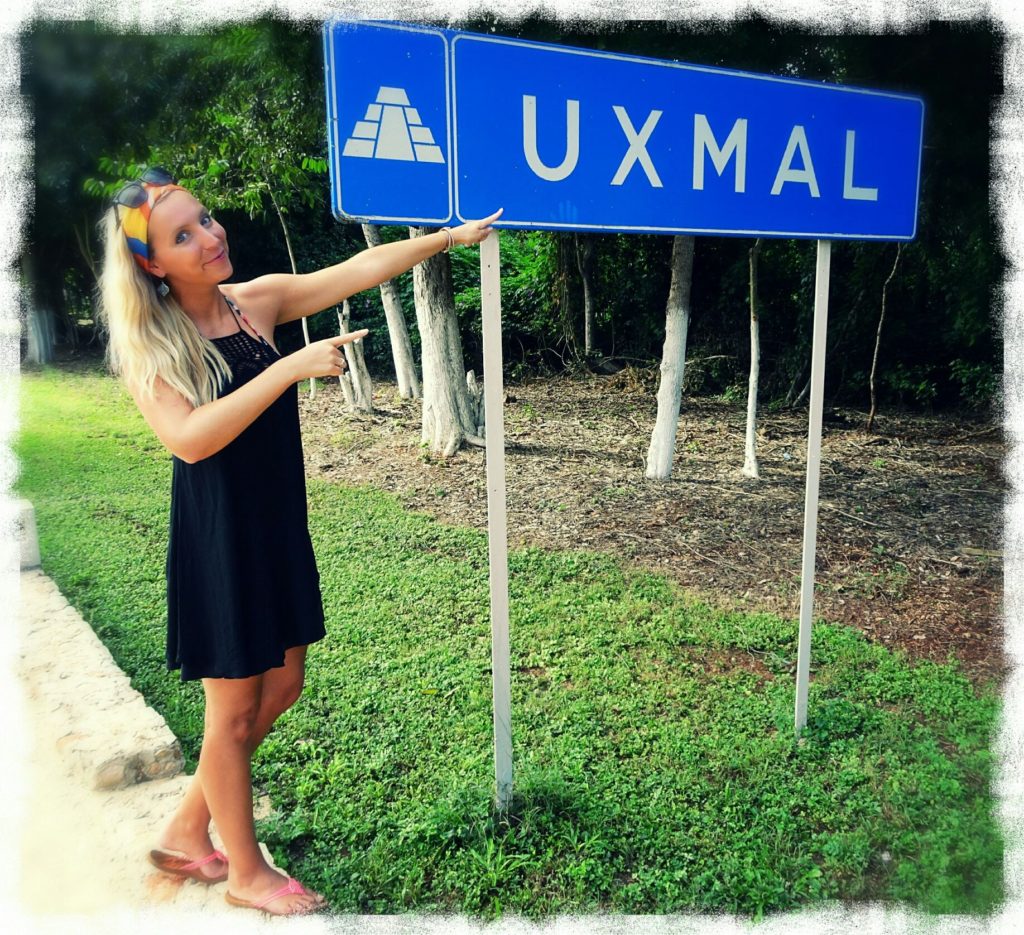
[157,647,310,885]
[160,647,308,835]
[198,669,320,913]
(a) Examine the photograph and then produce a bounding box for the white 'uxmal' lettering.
[521,96,878,204]
[693,115,747,193]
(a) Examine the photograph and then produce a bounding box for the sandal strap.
[254,876,307,910]
[179,850,228,871]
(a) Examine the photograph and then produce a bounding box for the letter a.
[523,95,580,182]
[771,126,820,198]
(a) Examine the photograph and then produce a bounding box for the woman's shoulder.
[218,282,278,336]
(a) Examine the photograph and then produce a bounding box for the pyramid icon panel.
[343,85,445,164]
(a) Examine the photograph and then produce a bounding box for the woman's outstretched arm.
[231,209,502,328]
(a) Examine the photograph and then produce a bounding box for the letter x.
[610,106,663,188]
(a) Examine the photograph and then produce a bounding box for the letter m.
[693,115,748,193]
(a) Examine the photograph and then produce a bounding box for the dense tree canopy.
[21,17,1002,410]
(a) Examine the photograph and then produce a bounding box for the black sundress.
[165,304,326,680]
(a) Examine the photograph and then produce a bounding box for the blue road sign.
[324,21,924,240]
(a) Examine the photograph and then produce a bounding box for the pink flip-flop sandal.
[149,848,229,885]
[225,875,326,915]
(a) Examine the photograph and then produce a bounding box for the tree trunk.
[575,233,597,356]
[791,375,812,410]
[21,253,56,365]
[867,244,903,432]
[361,224,420,399]
[266,178,314,398]
[25,303,57,365]
[73,217,98,281]
[742,238,763,479]
[409,226,483,456]
[784,362,807,408]
[646,235,695,480]
[337,299,373,413]
[63,283,79,349]
[556,233,579,360]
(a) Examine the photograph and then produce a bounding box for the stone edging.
[17,500,184,790]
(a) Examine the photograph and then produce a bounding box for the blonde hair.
[96,205,233,407]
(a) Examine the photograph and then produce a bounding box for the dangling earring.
[156,279,169,298]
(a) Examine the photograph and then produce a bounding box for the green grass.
[14,364,1004,919]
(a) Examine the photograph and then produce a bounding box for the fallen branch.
[819,503,883,528]
[959,425,1000,441]
[923,554,967,568]
[679,540,747,573]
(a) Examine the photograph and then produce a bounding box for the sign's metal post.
[794,239,832,736]
[480,231,514,809]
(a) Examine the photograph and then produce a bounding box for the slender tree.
[361,224,420,399]
[742,238,763,479]
[646,235,695,480]
[21,255,56,364]
[575,233,598,357]
[159,27,328,396]
[337,299,373,413]
[867,244,903,432]
[83,24,329,395]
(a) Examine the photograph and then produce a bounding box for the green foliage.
[16,365,1003,919]
[450,230,564,372]
[720,383,747,405]
[167,55,326,222]
[950,358,999,409]
[883,362,939,408]
[83,22,327,263]
[23,27,204,338]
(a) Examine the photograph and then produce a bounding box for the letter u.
[523,95,580,182]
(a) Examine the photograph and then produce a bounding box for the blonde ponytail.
[96,206,233,406]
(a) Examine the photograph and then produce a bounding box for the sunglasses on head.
[112,167,177,210]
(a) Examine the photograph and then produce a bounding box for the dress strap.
[223,295,275,355]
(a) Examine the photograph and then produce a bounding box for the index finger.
[478,207,503,226]
[332,328,369,345]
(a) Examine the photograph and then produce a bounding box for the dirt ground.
[298,370,1006,695]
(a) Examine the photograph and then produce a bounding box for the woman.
[97,167,501,916]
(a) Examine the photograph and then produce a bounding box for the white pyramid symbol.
[343,86,445,164]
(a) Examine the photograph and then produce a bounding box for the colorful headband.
[113,169,186,275]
